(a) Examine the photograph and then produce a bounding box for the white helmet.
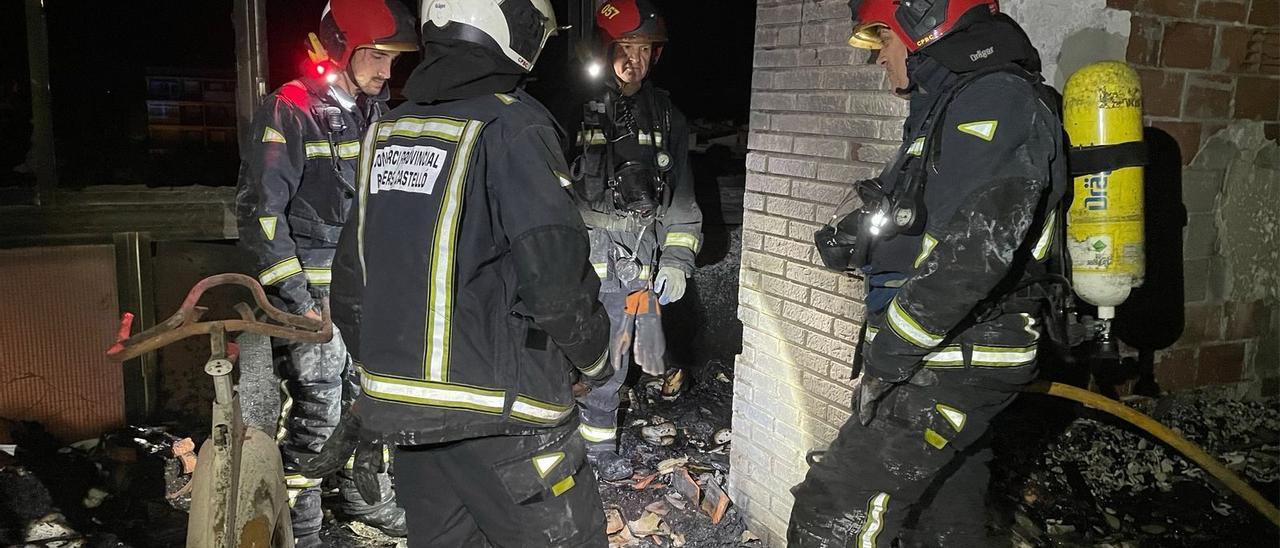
[421,0,559,72]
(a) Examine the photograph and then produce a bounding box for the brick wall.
[1116,0,1279,155]
[732,0,1277,544]
[730,1,888,544]
[1108,0,1280,394]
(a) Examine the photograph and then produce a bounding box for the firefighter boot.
[586,442,634,482]
[337,471,407,537]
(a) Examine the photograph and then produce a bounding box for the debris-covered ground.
[2,379,1279,547]
[992,391,1280,547]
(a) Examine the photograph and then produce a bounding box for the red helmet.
[597,0,668,61]
[849,0,998,51]
[312,0,418,70]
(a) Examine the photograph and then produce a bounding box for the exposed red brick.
[1197,0,1248,22]
[1200,122,1230,144]
[1107,0,1140,10]
[1161,22,1216,70]
[1196,342,1246,385]
[1183,74,1235,118]
[1154,348,1198,391]
[1151,121,1204,165]
[1138,68,1185,117]
[1145,0,1197,17]
[1181,301,1223,343]
[1233,76,1280,120]
[1128,16,1163,66]
[1266,122,1279,141]
[1217,25,1252,73]
[1224,299,1274,340]
[1251,0,1279,26]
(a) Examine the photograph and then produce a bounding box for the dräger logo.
[969,46,995,62]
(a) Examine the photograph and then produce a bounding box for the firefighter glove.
[654,267,687,305]
[301,410,386,506]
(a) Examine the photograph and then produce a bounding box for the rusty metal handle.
[107,273,335,361]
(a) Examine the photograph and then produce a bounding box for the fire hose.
[1025,381,1280,527]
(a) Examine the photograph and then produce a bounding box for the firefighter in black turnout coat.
[570,0,703,482]
[234,0,415,542]
[311,0,613,545]
[790,0,1070,546]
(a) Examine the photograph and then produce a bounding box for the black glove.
[853,368,939,426]
[300,411,385,505]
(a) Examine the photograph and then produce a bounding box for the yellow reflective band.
[580,350,608,378]
[304,141,331,159]
[907,137,924,156]
[259,257,304,286]
[304,268,332,285]
[511,395,574,425]
[913,233,938,269]
[593,262,609,279]
[924,428,949,450]
[655,131,664,147]
[360,366,506,414]
[856,492,890,548]
[1032,209,1057,261]
[922,345,964,368]
[284,475,322,488]
[276,383,293,442]
[551,475,576,497]
[865,326,878,343]
[664,232,700,252]
[638,132,654,146]
[344,446,392,470]
[424,120,484,382]
[376,116,467,143]
[495,93,517,105]
[258,216,278,241]
[334,140,361,159]
[262,126,287,144]
[957,120,999,141]
[577,130,606,146]
[533,452,565,478]
[887,299,944,349]
[971,344,1037,367]
[639,265,653,281]
[356,123,379,285]
[935,404,966,432]
[578,424,616,442]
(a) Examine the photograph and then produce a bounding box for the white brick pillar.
[728,1,906,544]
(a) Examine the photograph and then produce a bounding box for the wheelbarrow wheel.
[237,332,283,436]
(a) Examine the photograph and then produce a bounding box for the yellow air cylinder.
[1063,61,1145,319]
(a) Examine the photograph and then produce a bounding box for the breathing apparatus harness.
[572,86,675,285]
[815,63,1075,347]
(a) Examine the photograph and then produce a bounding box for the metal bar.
[233,0,270,149]
[25,0,58,205]
[114,232,157,424]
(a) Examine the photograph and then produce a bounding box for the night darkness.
[1,0,755,188]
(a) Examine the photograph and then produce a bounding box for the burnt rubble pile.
[1002,393,1280,547]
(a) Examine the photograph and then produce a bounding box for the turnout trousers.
[788,367,1030,547]
[394,420,608,548]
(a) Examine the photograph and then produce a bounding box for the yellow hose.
[1024,382,1280,527]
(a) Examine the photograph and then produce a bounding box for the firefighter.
[569,0,703,482]
[790,0,1070,546]
[308,0,613,545]
[233,0,416,543]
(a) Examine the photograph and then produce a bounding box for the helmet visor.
[849,22,886,49]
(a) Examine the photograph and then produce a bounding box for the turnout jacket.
[235,78,386,314]
[332,89,611,445]
[570,82,702,290]
[862,57,1069,385]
